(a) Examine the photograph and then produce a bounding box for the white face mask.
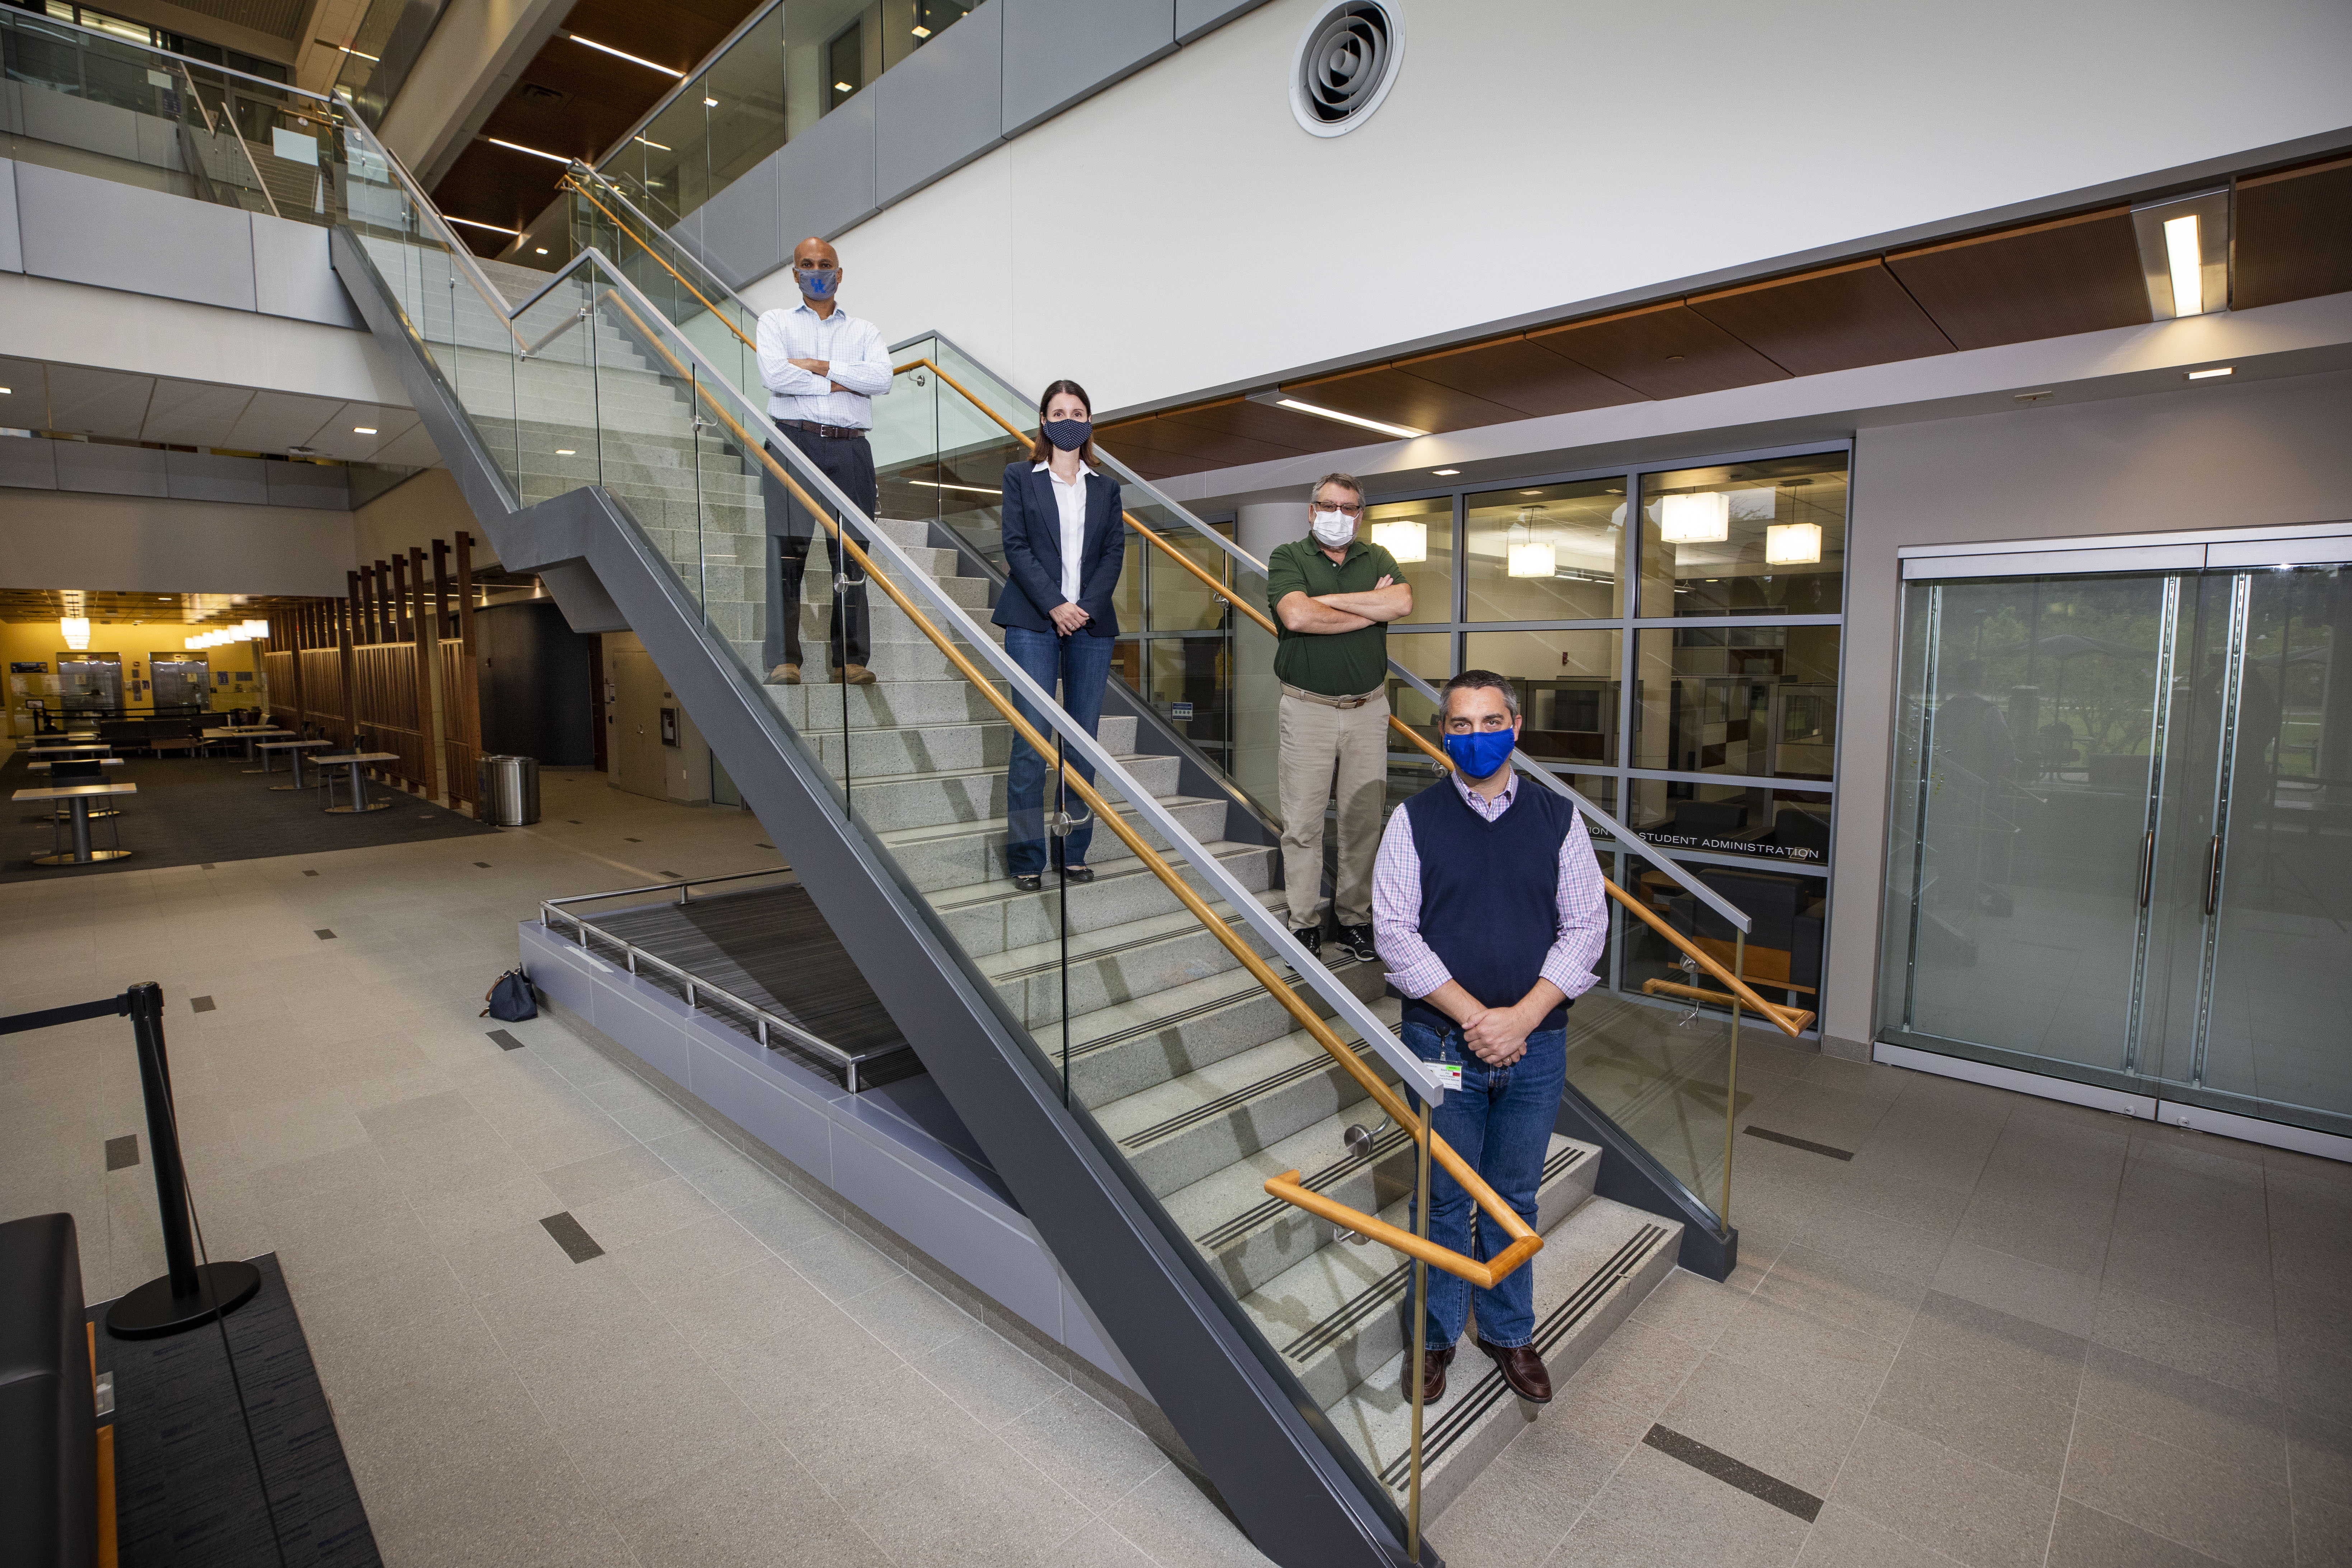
[1309,509,1355,547]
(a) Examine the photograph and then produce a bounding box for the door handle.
[2203,834,2223,918]
[2138,831,2156,908]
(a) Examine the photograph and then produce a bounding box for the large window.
[1370,447,1850,1024]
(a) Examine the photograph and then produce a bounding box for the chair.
[149,721,199,759]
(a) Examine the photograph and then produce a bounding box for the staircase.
[336,216,1691,1554]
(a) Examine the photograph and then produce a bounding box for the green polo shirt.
[1265,535,1401,698]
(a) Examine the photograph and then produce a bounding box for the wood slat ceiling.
[1093,155,2351,482]
[2233,154,2352,311]
[1884,207,2150,351]
[431,0,762,252]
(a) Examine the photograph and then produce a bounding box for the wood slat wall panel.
[441,639,480,806]
[352,643,429,791]
[299,648,347,744]
[262,649,299,732]
[1885,207,2150,351]
[1687,258,1957,377]
[2233,154,2352,310]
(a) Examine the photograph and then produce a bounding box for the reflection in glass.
[1626,780,1831,869]
[1878,574,2169,1081]
[1632,626,1839,780]
[1637,455,1846,617]
[1618,849,1826,1015]
[1462,629,1621,766]
[1466,480,1623,621]
[1382,629,1453,754]
[1364,497,1453,624]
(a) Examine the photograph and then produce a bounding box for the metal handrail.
[537,891,904,1092]
[542,865,794,909]
[5,8,339,103]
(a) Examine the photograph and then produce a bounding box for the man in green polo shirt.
[1266,471,1413,963]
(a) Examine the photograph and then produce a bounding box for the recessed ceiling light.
[483,136,571,165]
[2186,366,2233,380]
[534,247,549,255]
[1431,468,1459,476]
[0,387,11,394]
[834,81,853,93]
[1245,389,1424,440]
[703,96,719,107]
[353,426,376,435]
[564,33,683,76]
[555,448,576,455]
[911,24,931,36]
[1520,489,1543,495]
[2164,214,2204,318]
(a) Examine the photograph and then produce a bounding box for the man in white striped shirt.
[1372,669,1607,1408]
[754,237,894,685]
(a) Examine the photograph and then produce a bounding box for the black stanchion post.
[107,981,262,1340]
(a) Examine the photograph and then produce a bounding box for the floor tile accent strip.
[540,1211,604,1263]
[1741,1125,1855,1161]
[189,996,215,1013]
[104,1135,139,1171]
[1642,1424,1824,1522]
[487,1029,525,1051]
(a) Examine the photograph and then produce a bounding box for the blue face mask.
[795,267,841,301]
[1042,418,1091,452]
[1443,726,1516,780]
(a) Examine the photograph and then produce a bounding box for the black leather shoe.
[1012,874,1043,892]
[1288,925,1322,969]
[1476,1337,1552,1403]
[1334,923,1378,963]
[1409,1343,1456,1403]
[1061,865,1095,884]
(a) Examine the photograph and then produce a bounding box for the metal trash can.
[477,754,540,826]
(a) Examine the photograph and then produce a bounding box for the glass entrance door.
[2142,566,2352,1138]
[1882,561,2352,1144]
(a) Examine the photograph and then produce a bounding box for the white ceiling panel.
[223,390,343,452]
[143,378,257,446]
[47,365,156,439]
[302,401,423,462]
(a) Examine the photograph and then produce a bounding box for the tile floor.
[4,764,2347,1567]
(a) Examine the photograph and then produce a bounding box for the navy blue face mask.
[795,267,841,301]
[1042,418,1091,452]
[1443,726,1516,780]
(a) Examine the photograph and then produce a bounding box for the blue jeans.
[1003,626,1114,877]
[1403,1019,1567,1351]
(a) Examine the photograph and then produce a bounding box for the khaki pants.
[1277,688,1390,931]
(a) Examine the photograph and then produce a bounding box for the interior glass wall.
[1880,561,2352,1140]
[1364,446,1850,1027]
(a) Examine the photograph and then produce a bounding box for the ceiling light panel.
[2132,189,2230,320]
[565,33,683,76]
[1245,388,1426,441]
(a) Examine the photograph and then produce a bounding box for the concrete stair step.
[875,793,1231,893]
[1241,1135,1601,1409]
[1327,1198,1680,1521]
[929,837,1275,959]
[981,888,1288,1033]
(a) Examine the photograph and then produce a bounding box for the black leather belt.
[781,420,868,440]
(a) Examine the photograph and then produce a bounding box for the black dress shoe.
[1476,1336,1552,1403]
[1012,873,1043,892]
[1061,864,1095,884]
[1408,1343,1456,1403]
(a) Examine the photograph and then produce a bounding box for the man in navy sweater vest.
[1372,670,1608,1405]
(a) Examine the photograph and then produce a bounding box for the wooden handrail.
[564,177,756,352]
[1643,979,1815,1034]
[1265,1172,1541,1289]
[596,287,1542,1271]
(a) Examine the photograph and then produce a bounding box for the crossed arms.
[1275,575,1413,633]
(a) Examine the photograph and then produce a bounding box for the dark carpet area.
[92,1253,381,1567]
[2,751,496,883]
[590,883,921,1088]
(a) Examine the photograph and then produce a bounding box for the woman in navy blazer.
[992,379,1124,890]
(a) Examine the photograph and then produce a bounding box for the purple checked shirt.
[1372,768,1609,1005]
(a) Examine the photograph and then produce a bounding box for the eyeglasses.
[1314,500,1364,515]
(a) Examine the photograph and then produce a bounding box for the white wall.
[1822,368,2352,1049]
[353,468,492,572]
[0,487,357,596]
[752,0,2352,415]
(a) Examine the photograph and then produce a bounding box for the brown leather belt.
[780,420,868,440]
[1281,683,1383,710]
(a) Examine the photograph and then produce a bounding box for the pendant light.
[1657,492,1729,543]
[1766,522,1823,565]
[1369,518,1427,563]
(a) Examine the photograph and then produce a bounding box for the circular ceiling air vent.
[1289,1,1405,139]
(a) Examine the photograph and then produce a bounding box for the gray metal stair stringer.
[328,225,1433,1568]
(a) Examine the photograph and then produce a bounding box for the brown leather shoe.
[840,663,878,685]
[1409,1343,1456,1403]
[765,663,801,685]
[1476,1337,1552,1404]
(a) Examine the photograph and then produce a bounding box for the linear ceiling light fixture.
[565,33,683,75]
[317,39,380,61]
[483,136,572,165]
[905,479,1001,496]
[2186,366,2234,380]
[2133,189,2228,321]
[444,215,522,234]
[1245,387,1425,440]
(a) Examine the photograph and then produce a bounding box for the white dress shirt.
[755,299,892,429]
[1033,460,1093,603]
[1371,768,1609,1003]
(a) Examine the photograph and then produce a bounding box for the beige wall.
[353,468,491,576]
[1822,368,2352,1051]
[601,631,712,805]
[0,488,355,597]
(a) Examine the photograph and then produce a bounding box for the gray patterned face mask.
[1043,418,1091,451]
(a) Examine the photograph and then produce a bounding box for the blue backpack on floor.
[481,969,537,1022]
